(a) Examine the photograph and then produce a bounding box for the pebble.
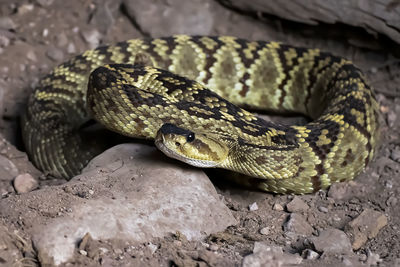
[286,196,309,212]
[67,43,76,54]
[390,146,400,162]
[318,206,329,213]
[327,181,358,201]
[209,244,219,251]
[386,195,397,206]
[283,213,313,237]
[248,202,258,211]
[366,249,382,265]
[35,0,54,6]
[79,250,87,256]
[46,46,64,61]
[147,243,158,254]
[387,110,396,127]
[26,50,37,62]
[242,242,302,266]
[81,29,101,48]
[13,173,38,194]
[0,155,19,181]
[310,228,352,255]
[0,17,16,30]
[301,249,319,260]
[273,203,284,211]
[345,208,388,250]
[18,4,34,15]
[259,227,270,235]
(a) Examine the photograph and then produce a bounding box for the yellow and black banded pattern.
[22,35,380,194]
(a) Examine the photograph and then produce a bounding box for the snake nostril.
[175,142,181,147]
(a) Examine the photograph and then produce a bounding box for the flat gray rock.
[2,144,236,265]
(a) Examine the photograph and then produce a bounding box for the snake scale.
[22,35,380,194]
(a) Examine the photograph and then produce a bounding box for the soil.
[0,0,399,266]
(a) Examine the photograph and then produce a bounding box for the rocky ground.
[0,0,399,266]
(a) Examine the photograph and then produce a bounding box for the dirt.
[0,0,399,266]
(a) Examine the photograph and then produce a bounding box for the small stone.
[55,32,68,47]
[67,43,76,54]
[209,244,219,251]
[147,243,158,254]
[283,213,313,236]
[310,228,352,255]
[81,29,101,48]
[301,249,319,260]
[387,111,396,127]
[328,181,359,201]
[242,242,302,266]
[26,50,37,62]
[345,209,388,250]
[35,0,54,6]
[386,195,397,206]
[42,28,49,37]
[0,155,19,181]
[113,248,123,255]
[259,227,269,235]
[0,35,9,48]
[286,196,309,212]
[46,47,64,61]
[248,202,258,211]
[390,146,400,162]
[13,173,38,194]
[0,17,16,30]
[79,250,87,256]
[18,4,34,15]
[273,203,284,211]
[318,206,329,213]
[366,249,382,266]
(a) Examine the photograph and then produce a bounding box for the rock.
[301,249,319,260]
[13,173,38,193]
[248,202,258,211]
[259,227,269,235]
[35,0,54,6]
[0,35,10,48]
[242,242,302,267]
[0,17,16,30]
[283,213,313,237]
[122,0,214,37]
[345,209,388,250]
[81,29,102,49]
[17,4,34,15]
[286,196,309,212]
[273,203,284,211]
[318,206,329,213]
[310,228,352,255]
[26,50,37,62]
[0,155,18,181]
[390,146,400,162]
[366,249,382,266]
[46,46,64,61]
[8,144,238,265]
[327,181,361,201]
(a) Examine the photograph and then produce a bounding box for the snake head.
[155,123,229,168]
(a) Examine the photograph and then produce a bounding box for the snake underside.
[22,35,380,194]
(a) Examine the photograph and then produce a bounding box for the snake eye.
[186,133,195,142]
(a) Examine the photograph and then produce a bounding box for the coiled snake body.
[22,35,380,194]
